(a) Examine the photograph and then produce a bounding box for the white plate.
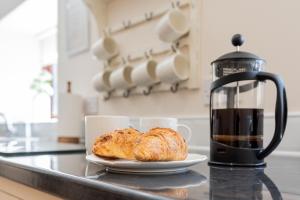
[86,153,207,175]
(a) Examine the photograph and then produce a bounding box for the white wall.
[57,0,100,97]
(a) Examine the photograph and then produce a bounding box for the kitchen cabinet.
[0,177,62,200]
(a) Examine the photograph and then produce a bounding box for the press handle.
[256,72,287,159]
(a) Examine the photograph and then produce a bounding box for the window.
[0,0,57,122]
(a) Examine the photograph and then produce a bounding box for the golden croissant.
[92,127,188,161]
[92,128,141,160]
[134,128,188,161]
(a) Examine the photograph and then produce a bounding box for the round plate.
[86,153,207,175]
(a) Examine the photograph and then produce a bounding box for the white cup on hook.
[110,65,134,90]
[156,52,190,84]
[92,36,119,61]
[92,70,112,92]
[155,9,189,43]
[131,59,159,87]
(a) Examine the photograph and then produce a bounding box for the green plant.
[30,65,54,96]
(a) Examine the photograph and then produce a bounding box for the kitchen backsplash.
[0,122,57,140]
[5,113,299,152]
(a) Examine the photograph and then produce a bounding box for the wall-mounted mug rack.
[88,0,201,100]
[92,37,191,100]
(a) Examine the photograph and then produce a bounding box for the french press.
[209,34,287,167]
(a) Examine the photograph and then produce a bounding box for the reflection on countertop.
[209,166,282,200]
[0,152,300,200]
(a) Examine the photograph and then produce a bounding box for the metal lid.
[211,34,265,64]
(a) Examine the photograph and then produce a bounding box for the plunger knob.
[231,34,245,47]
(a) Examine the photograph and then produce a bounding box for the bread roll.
[92,128,141,160]
[134,128,188,161]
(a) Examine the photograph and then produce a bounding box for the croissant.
[133,128,188,161]
[92,128,141,160]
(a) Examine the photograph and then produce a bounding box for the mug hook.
[123,89,131,98]
[103,90,113,101]
[143,86,153,96]
[121,56,129,65]
[145,11,154,21]
[144,50,153,60]
[171,1,180,9]
[171,41,180,53]
[122,20,132,29]
[170,82,179,93]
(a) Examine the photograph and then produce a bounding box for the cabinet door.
[0,177,62,200]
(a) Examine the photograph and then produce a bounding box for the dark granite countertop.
[0,151,299,200]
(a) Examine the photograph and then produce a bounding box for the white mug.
[92,36,119,61]
[85,115,130,154]
[155,9,189,43]
[110,66,134,89]
[156,53,189,84]
[131,60,159,87]
[92,71,112,92]
[139,117,192,142]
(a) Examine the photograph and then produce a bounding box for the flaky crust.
[92,128,141,160]
[133,128,188,161]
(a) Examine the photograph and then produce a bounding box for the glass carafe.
[212,58,265,149]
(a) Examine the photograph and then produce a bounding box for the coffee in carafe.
[212,108,264,148]
[209,34,287,167]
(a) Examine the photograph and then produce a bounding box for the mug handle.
[177,124,192,142]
